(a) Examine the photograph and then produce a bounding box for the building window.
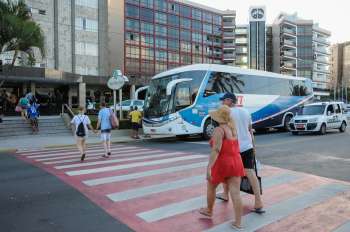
[192,20,202,31]
[76,66,98,75]
[168,2,179,14]
[75,0,98,8]
[155,12,167,24]
[180,18,191,29]
[141,35,154,47]
[155,50,167,61]
[75,18,98,32]
[141,61,154,74]
[192,44,202,55]
[126,19,139,31]
[203,24,212,34]
[203,12,212,23]
[155,38,167,49]
[168,28,179,39]
[192,33,202,43]
[154,0,167,11]
[213,25,221,34]
[141,22,153,34]
[180,5,191,17]
[126,4,139,18]
[126,0,139,5]
[141,48,154,60]
[180,30,191,41]
[192,8,202,20]
[168,52,179,63]
[125,32,139,45]
[126,46,140,59]
[168,15,179,27]
[193,55,202,63]
[140,8,153,22]
[181,42,191,52]
[213,15,221,25]
[168,39,179,51]
[155,25,167,36]
[181,54,191,64]
[125,58,140,73]
[75,42,98,56]
[155,62,167,73]
[140,0,153,8]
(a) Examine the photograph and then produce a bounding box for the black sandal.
[251,208,266,214]
[80,154,86,161]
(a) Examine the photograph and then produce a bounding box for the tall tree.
[0,0,44,67]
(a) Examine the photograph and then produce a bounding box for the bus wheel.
[283,115,293,132]
[203,119,217,140]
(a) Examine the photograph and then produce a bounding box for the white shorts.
[100,132,111,141]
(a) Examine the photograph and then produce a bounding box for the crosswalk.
[15,144,350,232]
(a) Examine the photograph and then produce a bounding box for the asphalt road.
[1,128,349,232]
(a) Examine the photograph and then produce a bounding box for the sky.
[191,0,350,44]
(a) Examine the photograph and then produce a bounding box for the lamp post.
[107,69,128,119]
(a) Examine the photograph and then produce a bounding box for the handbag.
[109,109,119,129]
[240,152,262,195]
[15,105,22,112]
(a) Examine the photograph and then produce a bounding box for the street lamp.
[107,69,128,119]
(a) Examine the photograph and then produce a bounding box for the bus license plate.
[151,129,156,132]
[296,124,305,129]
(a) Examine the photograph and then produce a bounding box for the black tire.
[319,123,327,135]
[292,131,299,135]
[339,121,347,133]
[203,119,217,140]
[283,115,293,132]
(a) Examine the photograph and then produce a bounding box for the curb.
[0,148,17,154]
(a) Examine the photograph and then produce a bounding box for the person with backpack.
[71,106,95,161]
[27,100,40,133]
[96,102,118,158]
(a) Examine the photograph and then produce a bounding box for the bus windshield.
[144,71,206,118]
[300,105,325,115]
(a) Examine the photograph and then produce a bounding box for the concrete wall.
[107,0,124,75]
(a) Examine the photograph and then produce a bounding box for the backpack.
[76,116,86,137]
[28,104,38,118]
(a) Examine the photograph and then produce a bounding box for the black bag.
[76,116,86,137]
[240,156,262,195]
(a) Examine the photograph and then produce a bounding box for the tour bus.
[142,64,314,139]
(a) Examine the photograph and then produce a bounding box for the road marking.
[205,183,350,232]
[66,154,204,176]
[35,148,151,162]
[27,146,139,159]
[137,173,300,222]
[334,221,350,232]
[107,175,204,202]
[83,162,208,186]
[42,150,163,165]
[187,141,209,145]
[55,152,189,169]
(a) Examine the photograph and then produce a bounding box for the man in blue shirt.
[97,102,113,157]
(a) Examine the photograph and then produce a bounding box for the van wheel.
[203,119,217,140]
[319,123,327,135]
[339,121,347,133]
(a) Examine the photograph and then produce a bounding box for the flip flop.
[215,193,229,202]
[231,223,244,231]
[251,208,266,214]
[102,154,109,158]
[198,208,212,218]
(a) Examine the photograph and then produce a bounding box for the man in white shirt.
[217,93,265,214]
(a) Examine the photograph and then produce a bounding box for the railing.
[283,40,296,47]
[62,104,75,119]
[282,27,296,35]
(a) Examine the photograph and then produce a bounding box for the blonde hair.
[219,105,237,137]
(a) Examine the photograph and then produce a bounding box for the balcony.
[313,36,330,45]
[282,39,296,47]
[223,32,235,37]
[314,46,330,55]
[223,54,235,60]
[223,21,235,28]
[315,56,330,64]
[281,70,297,76]
[281,61,296,69]
[281,50,296,58]
[282,27,296,36]
[236,38,248,44]
[235,29,247,35]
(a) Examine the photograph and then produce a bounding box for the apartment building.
[234,25,249,69]
[331,42,350,100]
[249,6,266,70]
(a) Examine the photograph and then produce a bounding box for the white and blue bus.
[143,64,313,139]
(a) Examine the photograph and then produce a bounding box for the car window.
[134,100,143,106]
[122,100,132,106]
[335,104,341,114]
[326,105,334,114]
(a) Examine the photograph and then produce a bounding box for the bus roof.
[152,64,308,81]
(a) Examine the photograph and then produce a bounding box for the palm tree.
[0,0,44,67]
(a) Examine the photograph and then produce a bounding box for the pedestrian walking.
[129,106,142,139]
[27,100,40,134]
[18,95,29,120]
[199,105,245,230]
[97,102,118,158]
[71,106,95,161]
[217,93,265,214]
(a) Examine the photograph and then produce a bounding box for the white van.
[289,102,348,135]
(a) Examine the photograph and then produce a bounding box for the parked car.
[289,102,347,135]
[111,100,144,112]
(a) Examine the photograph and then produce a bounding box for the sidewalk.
[0,129,175,151]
